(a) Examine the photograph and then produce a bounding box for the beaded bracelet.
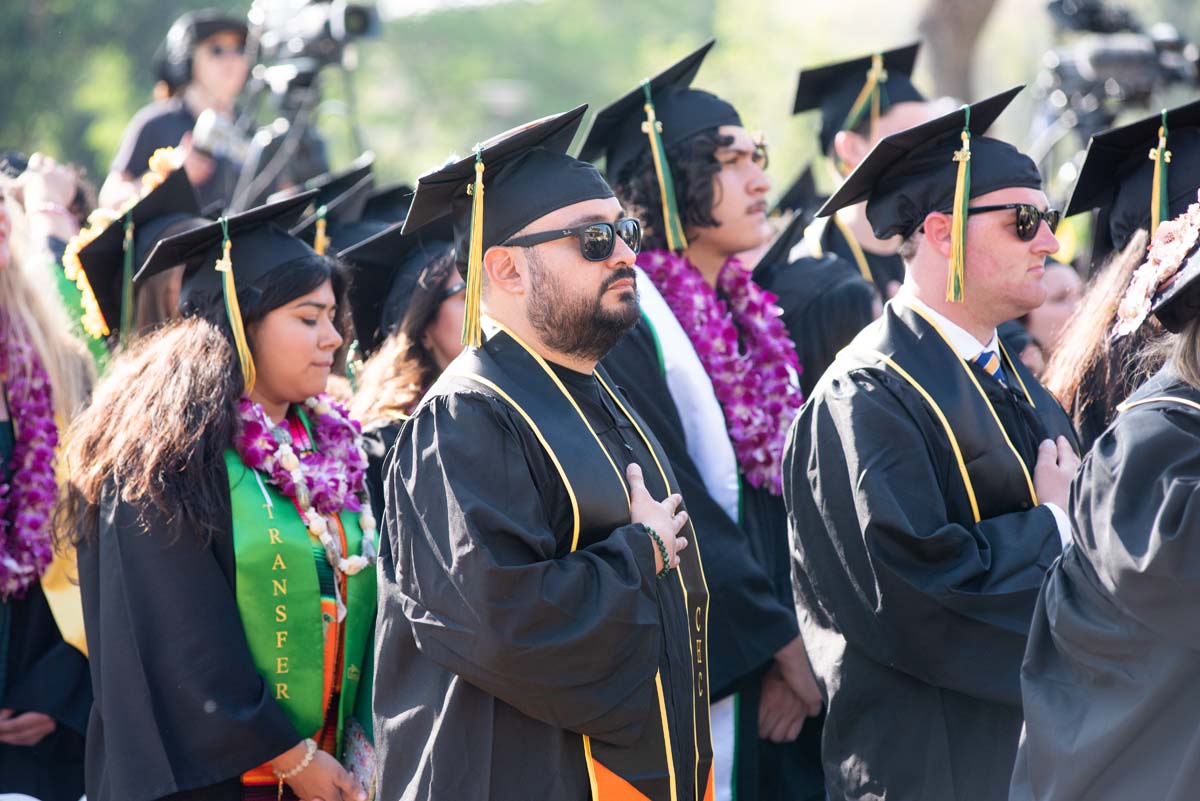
[638,523,673,579]
[274,737,318,800]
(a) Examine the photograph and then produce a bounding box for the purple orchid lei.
[0,312,59,600]
[235,393,376,576]
[640,249,804,495]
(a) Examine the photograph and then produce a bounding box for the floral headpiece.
[1112,194,1200,339]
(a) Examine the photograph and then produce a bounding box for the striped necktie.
[973,349,1007,386]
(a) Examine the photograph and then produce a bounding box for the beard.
[524,248,641,362]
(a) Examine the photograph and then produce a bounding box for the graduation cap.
[269,152,375,207]
[773,163,823,217]
[752,213,813,285]
[1066,100,1200,263]
[794,43,926,154]
[137,190,320,391]
[65,166,203,340]
[362,182,415,224]
[402,104,613,347]
[577,40,741,251]
[291,173,376,254]
[819,85,1042,301]
[338,216,455,356]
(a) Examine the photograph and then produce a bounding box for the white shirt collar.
[895,288,997,361]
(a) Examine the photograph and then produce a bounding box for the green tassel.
[641,80,689,252]
[120,213,135,338]
[946,104,972,303]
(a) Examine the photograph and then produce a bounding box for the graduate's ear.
[921,211,954,259]
[482,245,526,297]
[832,130,870,171]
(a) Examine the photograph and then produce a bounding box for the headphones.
[161,14,198,89]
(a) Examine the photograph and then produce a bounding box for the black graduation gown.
[817,216,905,298]
[1011,366,1200,801]
[77,470,303,801]
[603,318,825,801]
[0,420,90,801]
[752,253,878,397]
[375,329,711,801]
[784,302,1078,801]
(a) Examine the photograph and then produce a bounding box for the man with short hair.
[784,87,1081,801]
[793,43,942,297]
[375,106,712,801]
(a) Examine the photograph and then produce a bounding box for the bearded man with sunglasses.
[782,88,1080,801]
[374,106,714,801]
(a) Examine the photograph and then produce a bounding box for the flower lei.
[1113,201,1200,339]
[0,311,59,599]
[235,394,377,575]
[640,249,804,495]
[61,147,184,338]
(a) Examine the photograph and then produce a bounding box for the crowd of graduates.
[4,7,1200,801]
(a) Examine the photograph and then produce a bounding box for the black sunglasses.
[505,217,642,262]
[204,42,246,58]
[967,203,1061,242]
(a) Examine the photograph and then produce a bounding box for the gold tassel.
[461,150,485,348]
[946,107,972,303]
[1148,110,1171,239]
[313,205,330,255]
[843,53,888,140]
[216,219,257,393]
[641,81,689,252]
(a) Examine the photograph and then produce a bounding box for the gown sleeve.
[382,391,663,747]
[78,484,301,801]
[785,368,1062,707]
[1072,402,1200,644]
[602,320,800,697]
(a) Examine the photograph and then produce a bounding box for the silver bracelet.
[275,737,318,779]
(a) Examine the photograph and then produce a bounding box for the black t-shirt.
[110,97,238,210]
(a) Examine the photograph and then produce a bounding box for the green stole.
[225,408,377,752]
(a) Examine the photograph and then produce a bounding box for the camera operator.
[99,9,250,212]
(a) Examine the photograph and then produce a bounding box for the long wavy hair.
[1042,229,1162,433]
[1,191,95,421]
[60,255,348,545]
[350,248,457,424]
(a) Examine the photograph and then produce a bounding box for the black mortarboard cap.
[291,173,376,252]
[819,86,1042,240]
[577,40,742,184]
[362,183,415,224]
[72,168,203,337]
[339,216,455,355]
[774,163,823,217]
[1066,99,1200,255]
[269,152,375,207]
[403,105,613,346]
[137,190,320,312]
[794,43,926,153]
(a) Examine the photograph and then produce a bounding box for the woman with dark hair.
[580,42,822,801]
[1011,199,1200,801]
[1041,231,1162,451]
[63,193,376,801]
[339,219,463,522]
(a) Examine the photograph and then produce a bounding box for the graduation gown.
[752,253,878,397]
[0,421,90,801]
[375,325,712,801]
[1011,366,1200,801]
[784,301,1077,801]
[603,308,824,801]
[77,471,305,801]
[806,214,905,298]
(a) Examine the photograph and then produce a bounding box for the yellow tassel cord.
[1148,109,1171,239]
[841,53,889,147]
[641,80,689,252]
[461,150,486,348]
[946,105,972,303]
[313,205,330,255]
[215,217,257,393]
